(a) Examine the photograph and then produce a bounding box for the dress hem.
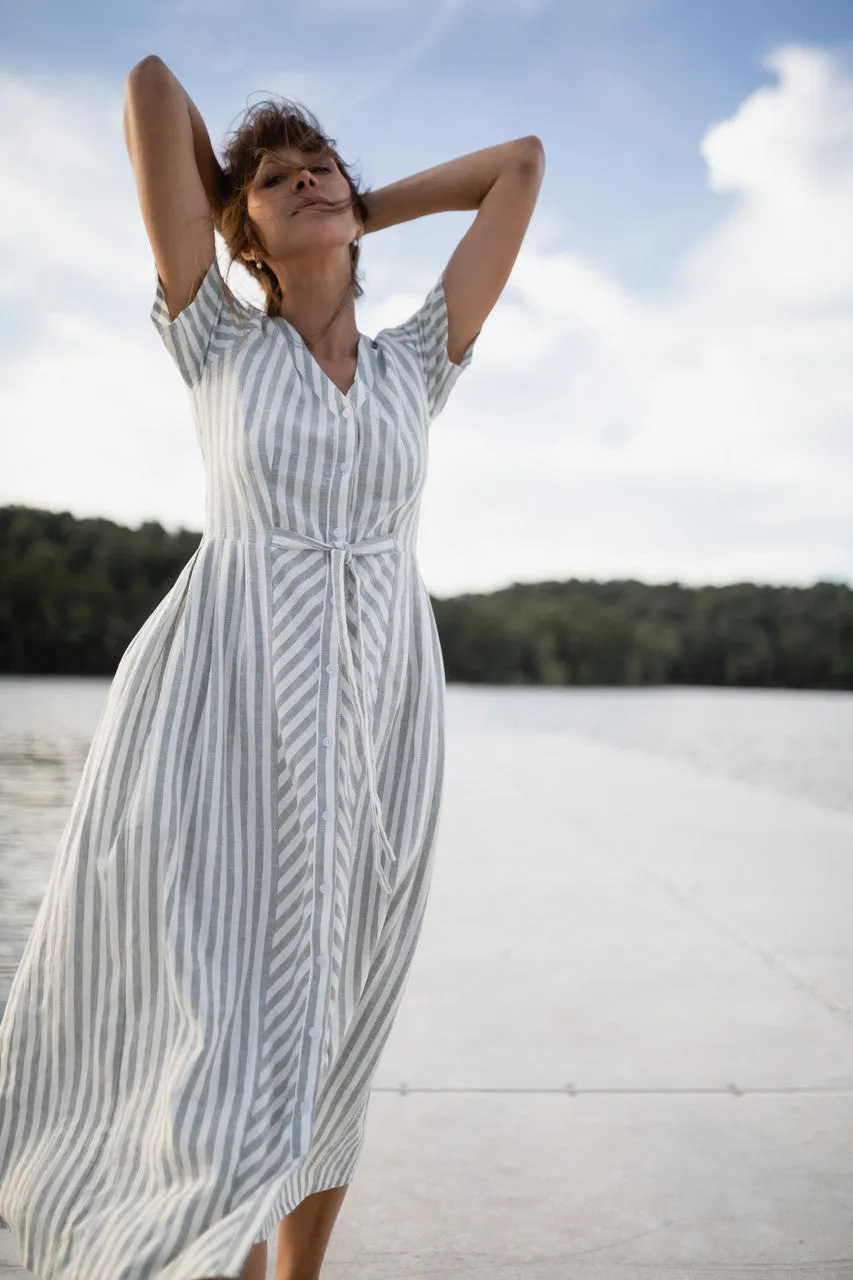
[157,1123,367,1280]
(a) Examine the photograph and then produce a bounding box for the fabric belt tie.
[265,527,400,894]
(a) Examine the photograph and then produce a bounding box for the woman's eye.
[263,174,280,186]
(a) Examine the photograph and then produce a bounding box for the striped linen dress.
[0,250,477,1280]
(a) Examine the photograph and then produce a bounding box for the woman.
[0,56,544,1280]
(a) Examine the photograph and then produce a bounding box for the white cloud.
[1,45,852,596]
[0,67,207,532]
[0,71,152,303]
[1,312,207,532]
[417,43,853,592]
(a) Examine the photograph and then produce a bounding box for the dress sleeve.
[149,253,230,388]
[383,273,479,423]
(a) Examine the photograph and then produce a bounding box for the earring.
[254,259,263,269]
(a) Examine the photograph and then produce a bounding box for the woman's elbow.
[126,55,170,89]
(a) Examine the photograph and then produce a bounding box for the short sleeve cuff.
[150,253,228,388]
[419,273,478,421]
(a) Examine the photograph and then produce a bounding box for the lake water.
[1,676,851,1000]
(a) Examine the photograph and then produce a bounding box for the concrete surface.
[2,726,852,1277]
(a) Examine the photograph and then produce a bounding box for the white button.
[325,663,337,674]
[339,462,350,473]
[321,809,332,821]
[342,407,351,418]
[333,539,346,549]
[319,881,330,893]
[322,735,332,746]
[315,954,325,966]
[308,1027,320,1039]
[300,1100,310,1113]
[333,527,345,537]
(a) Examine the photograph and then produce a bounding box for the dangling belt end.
[370,797,398,895]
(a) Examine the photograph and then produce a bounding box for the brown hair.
[215,95,370,328]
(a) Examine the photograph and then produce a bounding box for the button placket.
[301,373,377,1129]
[256,339,377,1145]
[321,441,345,1081]
[309,405,351,1110]
[304,513,343,1143]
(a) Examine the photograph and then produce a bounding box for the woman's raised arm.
[361,136,545,366]
[123,56,228,322]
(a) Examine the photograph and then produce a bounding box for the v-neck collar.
[270,313,374,414]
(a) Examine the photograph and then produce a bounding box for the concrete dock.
[3,726,852,1277]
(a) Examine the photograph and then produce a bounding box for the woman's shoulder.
[149,252,273,388]
[368,273,478,423]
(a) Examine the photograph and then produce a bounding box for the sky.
[1,0,851,596]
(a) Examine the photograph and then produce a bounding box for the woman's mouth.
[292,199,327,215]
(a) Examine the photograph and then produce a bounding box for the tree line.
[1,506,851,688]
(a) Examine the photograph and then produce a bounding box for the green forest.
[1,505,851,688]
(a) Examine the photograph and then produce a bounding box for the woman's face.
[242,145,362,266]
